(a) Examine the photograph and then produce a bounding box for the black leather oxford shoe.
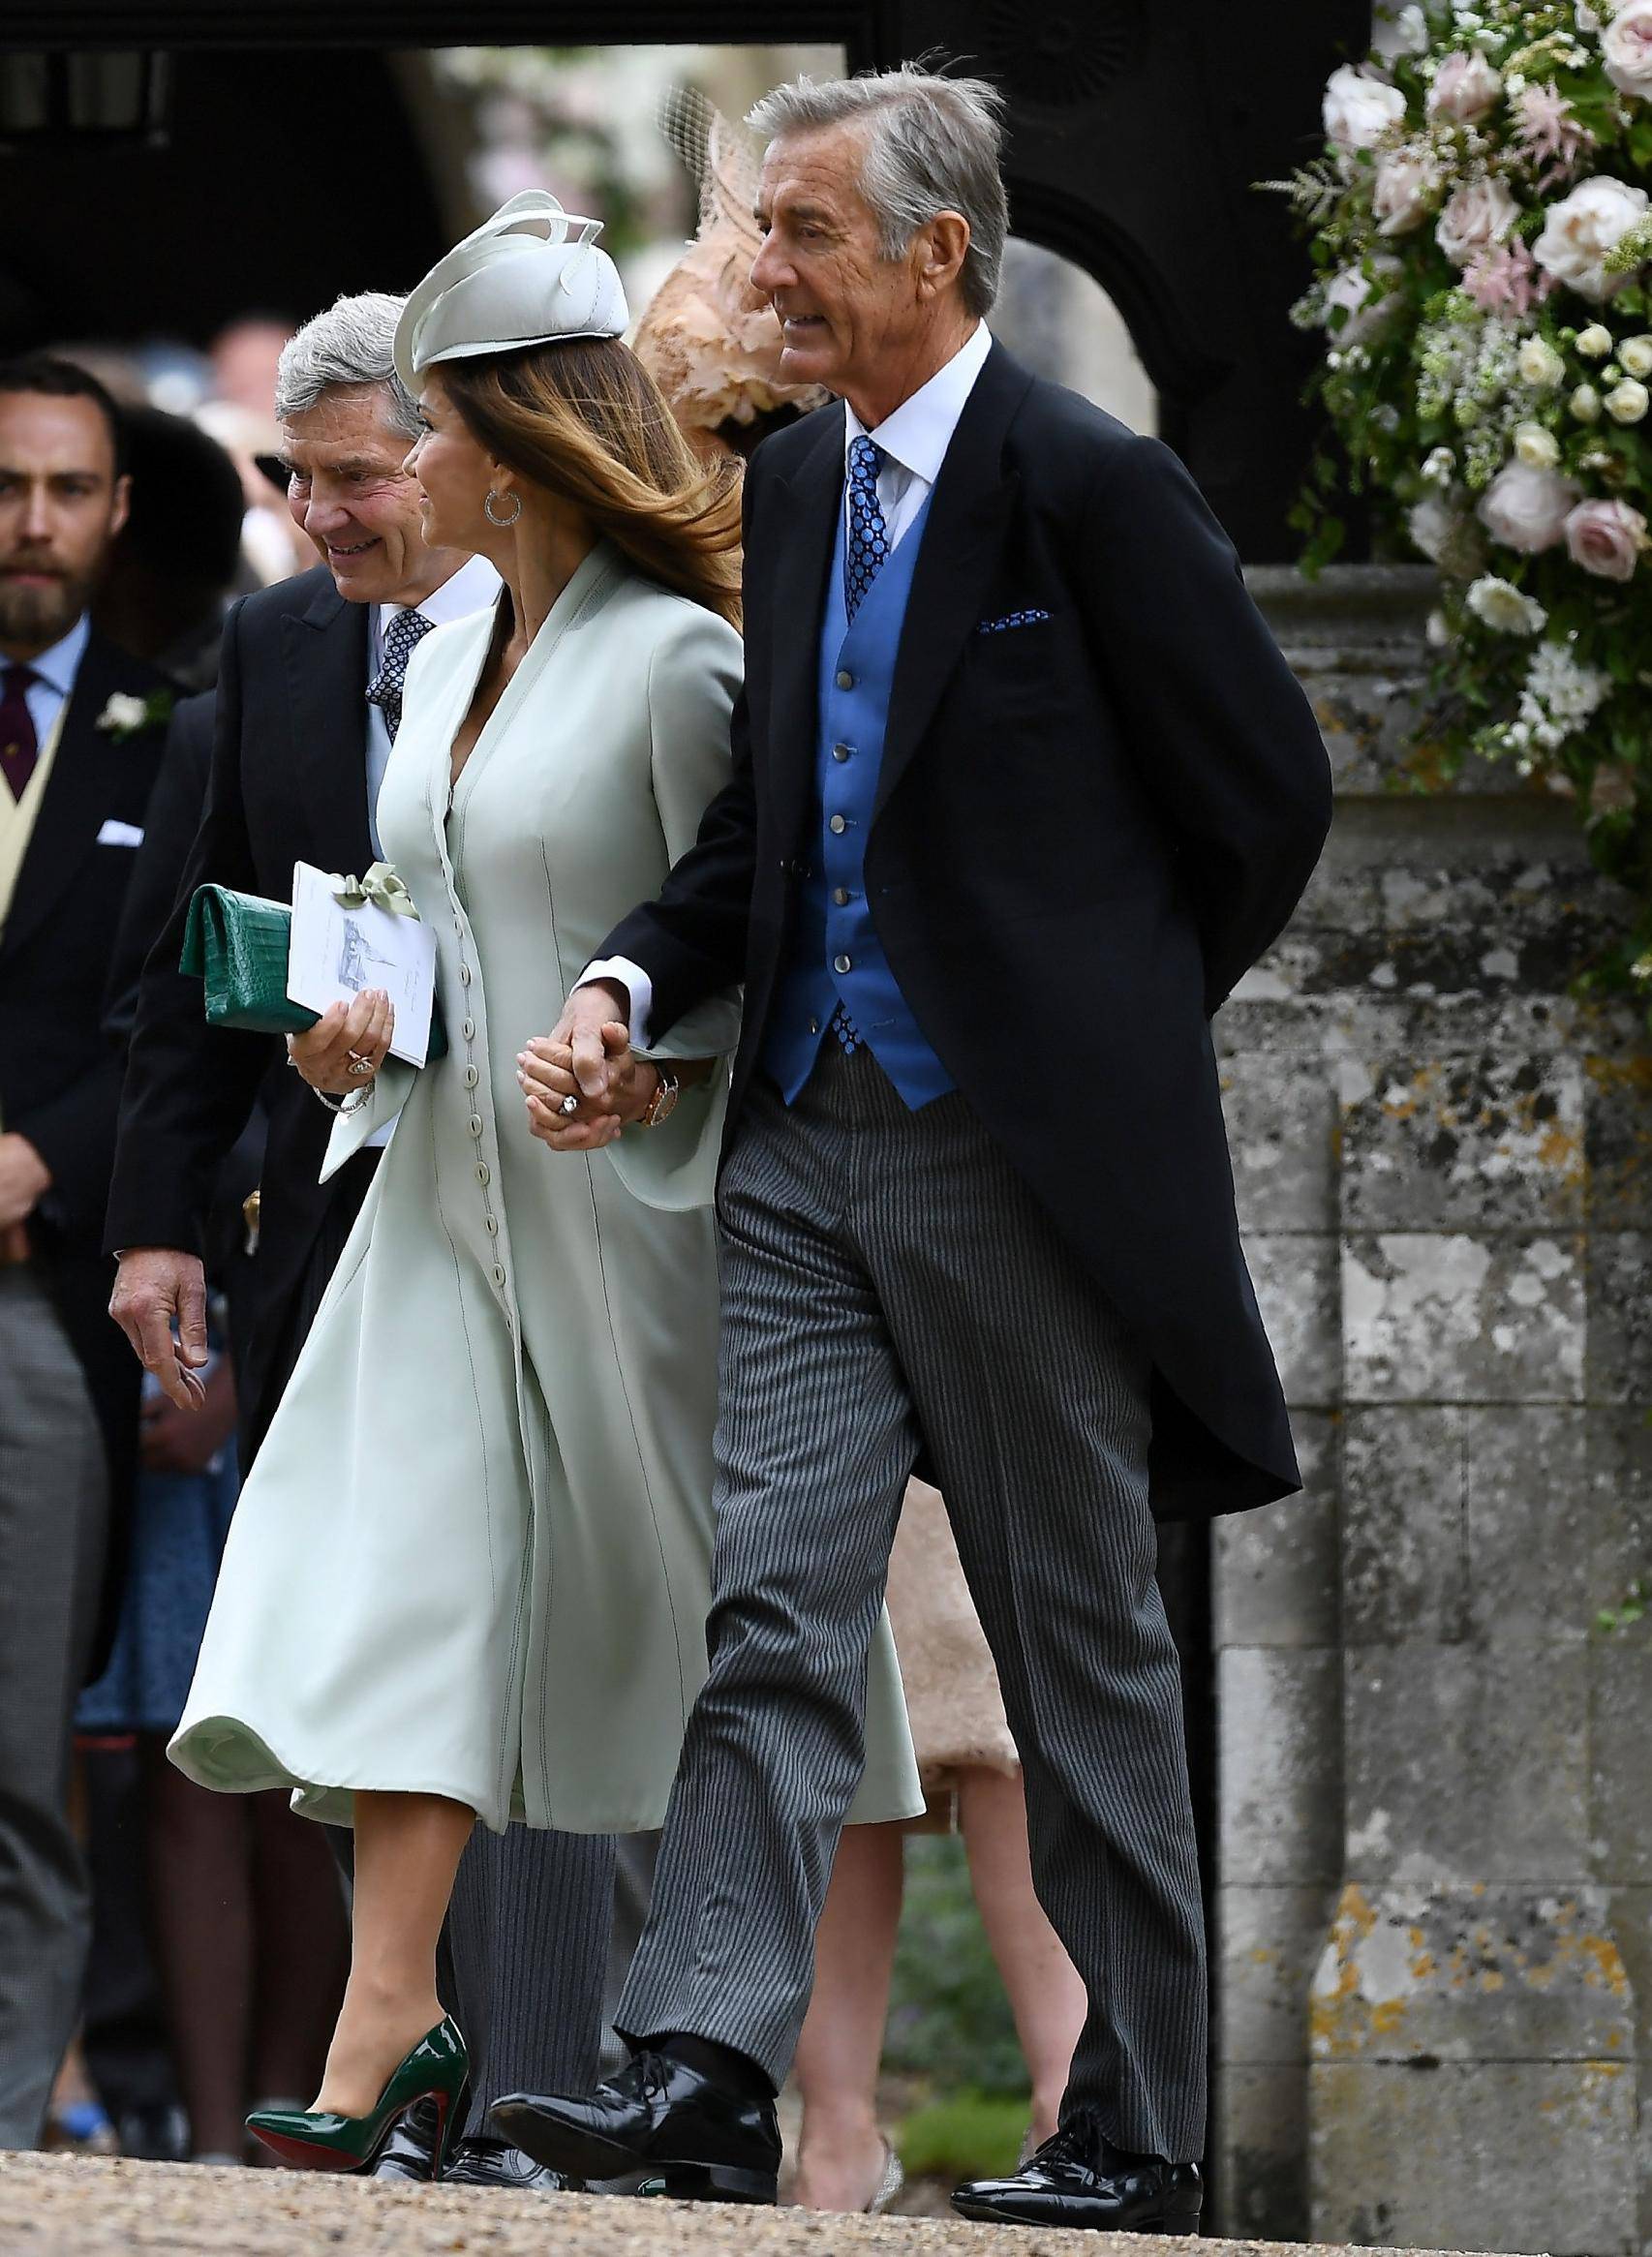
[953,2119,1203,2233]
[443,2133,572,2191]
[491,2050,780,2204]
[367,2095,444,2181]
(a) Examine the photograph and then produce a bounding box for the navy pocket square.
[975,608,1051,635]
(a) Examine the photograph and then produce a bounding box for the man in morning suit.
[104,295,614,2190]
[0,355,174,2148]
[503,66,1333,2230]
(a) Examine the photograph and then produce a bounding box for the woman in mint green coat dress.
[168,198,920,2173]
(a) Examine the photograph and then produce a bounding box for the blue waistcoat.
[762,482,956,1109]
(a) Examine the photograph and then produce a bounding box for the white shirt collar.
[842,321,994,484]
[374,553,502,661]
[18,612,90,702]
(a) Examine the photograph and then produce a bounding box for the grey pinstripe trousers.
[615,1045,1208,2161]
[0,1265,109,2148]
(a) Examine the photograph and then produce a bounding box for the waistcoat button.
[829,814,846,835]
[832,743,852,762]
[833,887,850,906]
[834,954,852,975]
[835,669,853,690]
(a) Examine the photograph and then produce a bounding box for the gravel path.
[0,2153,1499,2257]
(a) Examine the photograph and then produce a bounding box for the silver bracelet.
[309,1081,372,1115]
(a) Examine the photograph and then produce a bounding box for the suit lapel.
[762,409,843,849]
[1,631,146,962]
[873,345,1034,825]
[282,573,375,876]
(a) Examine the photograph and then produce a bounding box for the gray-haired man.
[105,294,615,2187]
[501,62,1331,2230]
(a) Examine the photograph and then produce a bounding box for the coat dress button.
[492,1265,507,1290]
[485,1213,499,1236]
[469,1113,484,1139]
[834,954,852,975]
[829,813,846,835]
[475,1162,490,1186]
[464,1064,479,1088]
[459,963,472,986]
[463,1018,475,1040]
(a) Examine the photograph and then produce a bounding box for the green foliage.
[884,1834,1027,2097]
[1274,0,1652,1024]
[896,2091,1030,2181]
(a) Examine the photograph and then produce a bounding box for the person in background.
[207,317,294,422]
[0,353,174,2150]
[104,291,623,2191]
[93,407,249,690]
[629,91,1086,2217]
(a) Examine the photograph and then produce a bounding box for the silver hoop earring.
[484,488,522,528]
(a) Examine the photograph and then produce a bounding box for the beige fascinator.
[394,191,629,392]
[631,89,829,435]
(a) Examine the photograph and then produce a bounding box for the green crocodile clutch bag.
[179,885,447,1060]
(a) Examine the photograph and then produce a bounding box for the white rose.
[1436,175,1522,267]
[1518,336,1567,389]
[1427,49,1505,123]
[1477,459,1581,552]
[1466,575,1548,634]
[1408,493,1464,564]
[1514,422,1562,468]
[1374,146,1445,235]
[1576,322,1614,357]
[1572,382,1604,422]
[1533,177,1650,302]
[1323,257,1403,346]
[1603,0,1652,100]
[1426,608,1453,649]
[1324,65,1408,155]
[1607,377,1651,421]
[1619,334,1652,377]
[1423,444,1457,483]
[1381,4,1433,57]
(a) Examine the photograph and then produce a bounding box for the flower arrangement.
[1277,0,1652,1014]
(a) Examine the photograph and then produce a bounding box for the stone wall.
[1211,564,1652,2255]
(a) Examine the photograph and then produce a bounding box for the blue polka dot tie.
[366,606,435,742]
[843,434,890,624]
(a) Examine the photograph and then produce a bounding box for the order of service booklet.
[287,860,439,1069]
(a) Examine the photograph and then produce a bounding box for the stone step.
[0,2152,1512,2257]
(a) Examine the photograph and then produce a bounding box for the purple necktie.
[0,665,38,801]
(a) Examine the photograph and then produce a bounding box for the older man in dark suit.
[0,355,173,2149]
[504,64,1333,2230]
[105,295,614,2189]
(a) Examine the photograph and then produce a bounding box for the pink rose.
[1478,461,1580,554]
[1373,147,1445,235]
[1427,50,1505,124]
[1564,497,1648,580]
[1436,176,1522,268]
[1604,0,1652,101]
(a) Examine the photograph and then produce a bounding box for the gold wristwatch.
[639,1062,681,1129]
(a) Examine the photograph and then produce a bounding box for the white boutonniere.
[97,688,173,741]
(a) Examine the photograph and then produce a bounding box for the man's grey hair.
[274,291,419,437]
[749,65,1008,320]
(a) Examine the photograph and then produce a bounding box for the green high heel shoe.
[246,2016,468,2173]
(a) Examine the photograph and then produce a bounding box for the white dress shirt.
[587,324,994,1049]
[366,553,502,856]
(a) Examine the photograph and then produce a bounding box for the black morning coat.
[0,627,171,1652]
[599,342,1335,1519]
[104,567,380,1458]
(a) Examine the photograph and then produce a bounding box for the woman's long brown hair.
[440,337,743,629]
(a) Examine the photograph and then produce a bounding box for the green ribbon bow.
[329,861,418,918]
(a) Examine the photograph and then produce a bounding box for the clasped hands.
[520,981,656,1151]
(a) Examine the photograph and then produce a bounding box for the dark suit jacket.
[0,627,172,1561]
[105,689,264,1386]
[105,566,379,1455]
[598,344,1334,1519]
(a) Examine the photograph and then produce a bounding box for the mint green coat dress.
[169,543,922,1835]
